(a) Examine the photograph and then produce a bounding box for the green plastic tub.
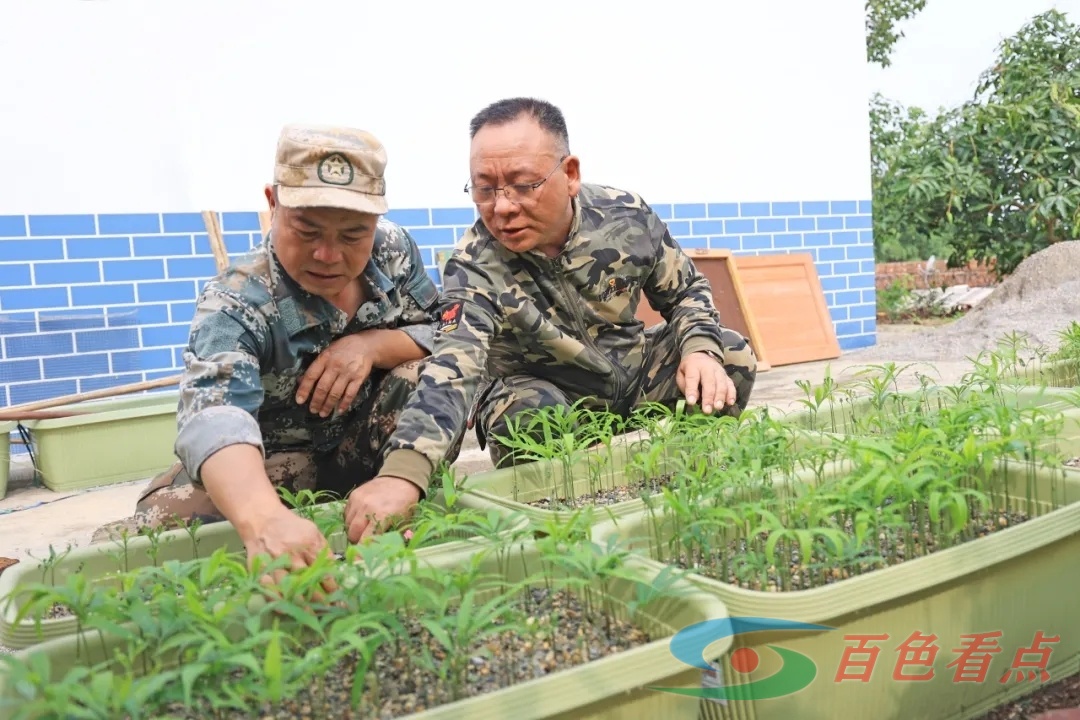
[591,462,1080,720]
[455,435,670,528]
[0,421,15,500]
[0,492,533,649]
[455,428,825,530]
[775,385,1080,459]
[0,538,733,720]
[775,384,1080,434]
[1004,357,1080,388]
[22,391,180,492]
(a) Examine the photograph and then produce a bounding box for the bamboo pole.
[0,374,181,420]
[201,211,230,273]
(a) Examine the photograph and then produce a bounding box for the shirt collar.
[521,195,586,264]
[567,194,584,243]
[265,233,384,336]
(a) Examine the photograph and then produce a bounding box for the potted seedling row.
[456,398,827,530]
[994,323,1080,389]
[776,361,1080,461]
[0,478,532,650]
[456,399,676,526]
[591,381,1080,720]
[455,359,1080,532]
[0,516,735,720]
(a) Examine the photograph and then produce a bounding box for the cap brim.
[276,186,388,216]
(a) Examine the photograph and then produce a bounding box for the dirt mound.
[976,240,1080,310]
[850,242,1080,363]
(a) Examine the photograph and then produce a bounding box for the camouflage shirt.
[174,219,441,483]
[380,182,729,488]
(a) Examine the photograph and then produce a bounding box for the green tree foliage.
[869,93,959,262]
[866,0,928,67]
[871,10,1080,275]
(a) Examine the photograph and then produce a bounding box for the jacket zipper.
[549,256,625,409]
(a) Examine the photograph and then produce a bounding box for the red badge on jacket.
[439,301,463,333]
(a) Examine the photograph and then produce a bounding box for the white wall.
[0,0,871,214]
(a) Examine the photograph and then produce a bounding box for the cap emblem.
[317,153,354,186]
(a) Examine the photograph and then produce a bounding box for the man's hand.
[201,445,338,594]
[344,476,422,543]
[241,505,339,595]
[677,351,737,415]
[296,334,375,417]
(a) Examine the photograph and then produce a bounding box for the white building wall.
[0,0,875,407]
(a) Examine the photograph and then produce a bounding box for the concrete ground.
[0,325,976,566]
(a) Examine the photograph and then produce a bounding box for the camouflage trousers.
[475,322,757,468]
[91,359,422,544]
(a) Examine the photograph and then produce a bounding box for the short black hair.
[468,97,570,155]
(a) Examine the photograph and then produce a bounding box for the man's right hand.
[200,444,339,594]
[240,506,339,594]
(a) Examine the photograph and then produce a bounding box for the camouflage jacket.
[174,219,440,483]
[380,182,729,488]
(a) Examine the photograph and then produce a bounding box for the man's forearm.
[200,444,285,540]
[380,299,495,490]
[363,328,428,369]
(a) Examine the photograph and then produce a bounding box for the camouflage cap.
[273,124,389,215]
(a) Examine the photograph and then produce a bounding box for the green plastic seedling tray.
[22,392,181,492]
[1005,357,1080,388]
[456,428,826,530]
[0,421,15,500]
[591,460,1080,720]
[776,384,1080,434]
[776,384,1080,461]
[0,537,734,720]
[455,435,669,528]
[0,493,532,649]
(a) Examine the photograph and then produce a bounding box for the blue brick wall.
[0,200,875,407]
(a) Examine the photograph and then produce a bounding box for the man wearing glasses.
[349,97,757,539]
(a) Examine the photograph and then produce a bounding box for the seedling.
[0,523,681,718]
[633,360,1073,592]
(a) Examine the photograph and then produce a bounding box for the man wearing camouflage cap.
[95,124,442,578]
[364,97,758,505]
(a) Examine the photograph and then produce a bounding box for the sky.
[867,0,1080,112]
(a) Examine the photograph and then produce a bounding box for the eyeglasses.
[464,156,567,206]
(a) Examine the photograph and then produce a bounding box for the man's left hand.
[677,351,737,415]
[344,476,422,543]
[296,334,375,417]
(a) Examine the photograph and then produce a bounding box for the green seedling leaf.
[263,625,284,704]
